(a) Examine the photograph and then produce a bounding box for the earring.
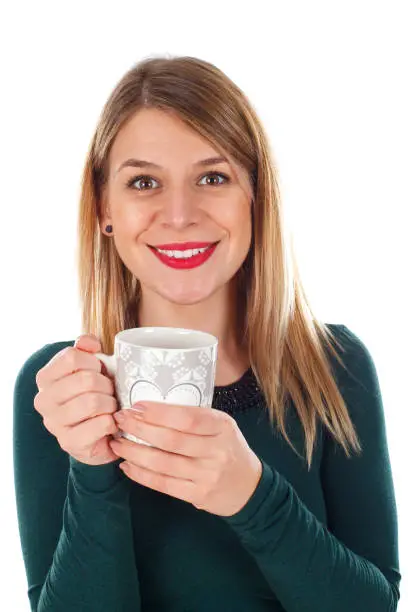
[105,224,113,234]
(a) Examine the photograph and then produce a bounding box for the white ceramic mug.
[94,326,218,446]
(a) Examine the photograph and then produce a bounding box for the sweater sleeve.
[221,325,401,611]
[13,342,142,612]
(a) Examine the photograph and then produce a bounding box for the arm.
[221,325,401,611]
[13,342,142,612]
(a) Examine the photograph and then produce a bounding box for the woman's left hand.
[109,402,263,517]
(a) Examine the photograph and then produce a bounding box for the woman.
[13,56,401,611]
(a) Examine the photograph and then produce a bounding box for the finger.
[110,437,198,480]
[74,334,102,352]
[129,401,228,436]
[75,336,112,379]
[120,460,197,504]
[49,394,118,430]
[36,345,102,390]
[114,411,216,458]
[36,370,115,420]
[50,370,115,408]
[59,413,118,455]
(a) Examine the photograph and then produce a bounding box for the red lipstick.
[148,241,219,270]
[150,241,217,251]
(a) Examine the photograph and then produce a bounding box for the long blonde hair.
[76,55,361,469]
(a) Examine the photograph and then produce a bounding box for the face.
[101,108,253,306]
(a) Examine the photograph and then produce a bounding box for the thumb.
[74,334,102,353]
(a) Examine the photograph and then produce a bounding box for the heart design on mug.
[129,379,202,407]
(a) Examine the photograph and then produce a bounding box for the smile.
[148,242,220,269]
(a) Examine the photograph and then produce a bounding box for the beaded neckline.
[212,367,264,414]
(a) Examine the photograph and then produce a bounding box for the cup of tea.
[94,327,218,446]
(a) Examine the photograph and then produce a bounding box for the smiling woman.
[13,55,400,612]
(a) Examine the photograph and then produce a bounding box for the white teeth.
[156,246,211,259]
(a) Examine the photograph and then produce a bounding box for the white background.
[1,1,406,609]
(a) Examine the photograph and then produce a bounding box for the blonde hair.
[76,55,361,469]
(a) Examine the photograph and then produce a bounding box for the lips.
[149,241,219,269]
[150,241,219,251]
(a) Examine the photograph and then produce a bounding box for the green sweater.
[13,324,401,611]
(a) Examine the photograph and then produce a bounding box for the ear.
[100,221,111,236]
[98,192,112,234]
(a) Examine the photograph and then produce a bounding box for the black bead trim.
[211,367,264,414]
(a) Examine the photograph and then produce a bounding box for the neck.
[137,279,249,385]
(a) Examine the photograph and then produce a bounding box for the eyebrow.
[115,156,229,175]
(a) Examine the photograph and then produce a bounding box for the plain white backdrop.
[1,1,406,609]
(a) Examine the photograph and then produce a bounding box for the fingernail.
[130,404,146,417]
[113,411,125,423]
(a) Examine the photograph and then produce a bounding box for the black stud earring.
[105,225,113,233]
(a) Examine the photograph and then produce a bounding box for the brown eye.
[126,175,159,190]
[198,172,230,186]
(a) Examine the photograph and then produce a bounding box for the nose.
[158,186,201,231]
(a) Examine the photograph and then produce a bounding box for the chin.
[156,282,220,306]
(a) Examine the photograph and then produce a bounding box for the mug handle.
[94,352,117,377]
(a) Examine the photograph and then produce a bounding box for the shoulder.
[324,323,380,393]
[324,322,365,351]
[325,322,370,353]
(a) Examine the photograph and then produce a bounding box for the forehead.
[109,108,253,197]
[111,108,221,153]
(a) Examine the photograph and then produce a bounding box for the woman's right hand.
[34,334,120,465]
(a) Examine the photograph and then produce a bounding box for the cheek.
[218,195,251,225]
[219,203,252,266]
[114,201,153,237]
[111,208,152,265]
[238,220,252,257]
[228,202,252,243]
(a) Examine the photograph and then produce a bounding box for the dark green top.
[13,324,401,611]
